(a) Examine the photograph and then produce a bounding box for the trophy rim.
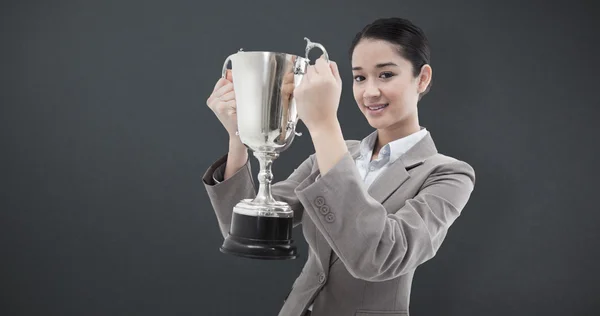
[233,50,308,61]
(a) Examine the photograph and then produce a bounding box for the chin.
[365,117,392,130]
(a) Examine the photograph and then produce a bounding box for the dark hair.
[349,17,432,98]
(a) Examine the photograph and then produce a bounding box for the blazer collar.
[348,128,438,203]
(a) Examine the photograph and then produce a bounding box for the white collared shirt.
[312,127,428,185]
[355,127,428,189]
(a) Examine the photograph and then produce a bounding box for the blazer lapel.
[366,131,439,204]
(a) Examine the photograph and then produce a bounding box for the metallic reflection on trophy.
[219,38,329,260]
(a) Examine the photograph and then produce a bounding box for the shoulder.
[423,153,476,186]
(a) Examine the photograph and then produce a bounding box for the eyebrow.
[352,62,398,71]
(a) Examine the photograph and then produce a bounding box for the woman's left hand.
[294,55,343,132]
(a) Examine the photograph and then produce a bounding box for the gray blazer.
[202,131,476,316]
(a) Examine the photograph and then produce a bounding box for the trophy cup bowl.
[219,38,329,260]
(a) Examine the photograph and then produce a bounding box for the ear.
[417,64,432,94]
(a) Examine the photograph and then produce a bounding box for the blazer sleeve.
[202,153,315,238]
[293,152,476,282]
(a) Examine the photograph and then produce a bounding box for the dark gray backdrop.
[1,0,598,315]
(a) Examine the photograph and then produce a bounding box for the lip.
[364,103,389,111]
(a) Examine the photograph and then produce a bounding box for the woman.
[203,17,476,316]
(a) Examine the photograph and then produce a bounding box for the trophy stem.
[252,151,279,205]
[219,149,297,260]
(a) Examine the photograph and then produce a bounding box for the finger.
[220,90,236,102]
[310,61,320,74]
[214,81,234,97]
[281,82,295,97]
[223,99,237,112]
[315,57,332,78]
[299,67,311,85]
[225,69,233,82]
[214,99,237,114]
[329,61,342,84]
[306,65,316,80]
[212,77,229,92]
[283,71,294,84]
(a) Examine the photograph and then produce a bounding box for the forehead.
[351,39,408,68]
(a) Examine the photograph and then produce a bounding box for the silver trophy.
[219,38,329,260]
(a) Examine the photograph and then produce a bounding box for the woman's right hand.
[206,70,238,138]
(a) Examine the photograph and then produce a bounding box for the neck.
[374,114,420,154]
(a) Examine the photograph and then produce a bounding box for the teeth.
[368,104,387,110]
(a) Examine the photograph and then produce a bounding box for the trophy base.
[220,201,297,260]
[220,234,297,260]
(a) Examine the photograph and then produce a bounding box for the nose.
[363,80,380,99]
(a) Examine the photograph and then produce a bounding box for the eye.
[353,75,365,82]
[379,72,395,79]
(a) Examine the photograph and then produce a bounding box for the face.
[351,39,429,131]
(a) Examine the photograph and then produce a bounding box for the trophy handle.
[285,121,303,137]
[292,38,328,138]
[221,55,232,79]
[222,49,244,78]
[304,37,329,63]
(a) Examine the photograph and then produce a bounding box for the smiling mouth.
[365,104,389,111]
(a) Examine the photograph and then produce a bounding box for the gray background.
[1,0,598,315]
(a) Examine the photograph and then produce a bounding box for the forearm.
[308,119,348,176]
[224,136,248,181]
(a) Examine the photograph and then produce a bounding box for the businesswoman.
[203,17,476,316]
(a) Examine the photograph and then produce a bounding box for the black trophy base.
[220,212,297,260]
